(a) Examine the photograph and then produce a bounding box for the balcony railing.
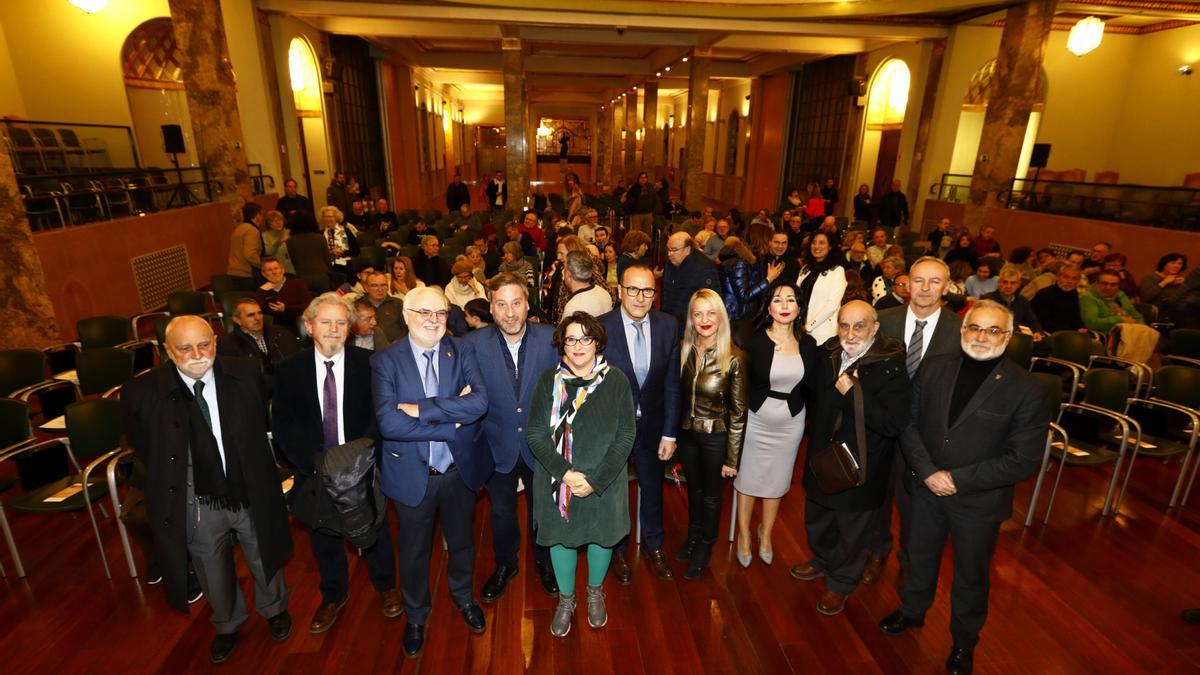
[21,167,221,231]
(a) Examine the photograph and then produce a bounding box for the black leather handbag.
[810,375,868,495]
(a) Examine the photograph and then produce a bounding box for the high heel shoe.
[757,524,773,566]
[736,536,752,568]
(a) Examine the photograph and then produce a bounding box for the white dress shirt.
[314,348,347,446]
[903,305,943,363]
[176,365,227,472]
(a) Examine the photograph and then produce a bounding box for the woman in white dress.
[733,281,819,567]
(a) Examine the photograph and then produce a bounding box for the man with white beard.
[877,300,1052,675]
[121,315,293,663]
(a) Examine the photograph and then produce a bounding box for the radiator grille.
[130,245,193,312]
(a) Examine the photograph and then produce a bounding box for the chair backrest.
[6,125,37,149]
[0,349,47,397]
[1083,368,1130,413]
[1051,330,1093,366]
[168,291,209,316]
[56,128,82,149]
[301,273,332,294]
[65,398,124,460]
[1094,170,1120,184]
[0,398,32,448]
[154,316,172,346]
[1004,332,1034,370]
[1134,302,1158,324]
[75,347,135,396]
[31,127,61,149]
[218,290,258,321]
[1031,372,1064,419]
[1154,365,1200,410]
[210,273,255,294]
[77,315,131,350]
[1170,329,1200,359]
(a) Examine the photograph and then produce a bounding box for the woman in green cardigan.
[526,311,636,638]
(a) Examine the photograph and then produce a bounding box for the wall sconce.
[1181,64,1194,76]
[635,128,644,141]
[536,124,552,138]
[69,0,107,13]
[1066,16,1104,57]
[621,129,627,140]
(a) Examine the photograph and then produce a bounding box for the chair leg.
[635,487,642,546]
[1025,439,1053,527]
[81,461,112,579]
[728,486,738,543]
[0,505,25,578]
[1114,426,1143,515]
[1182,446,1200,506]
[1168,438,1197,508]
[107,467,138,578]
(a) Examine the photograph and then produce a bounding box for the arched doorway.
[288,37,331,199]
[122,18,197,169]
[949,59,1048,180]
[855,59,911,202]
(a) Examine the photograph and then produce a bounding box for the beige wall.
[221,0,283,187]
[0,19,25,117]
[268,13,331,191]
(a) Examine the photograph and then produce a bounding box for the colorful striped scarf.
[549,356,609,521]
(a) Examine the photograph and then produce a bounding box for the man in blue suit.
[464,273,561,601]
[598,263,681,583]
[371,286,491,658]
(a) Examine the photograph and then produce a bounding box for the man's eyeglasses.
[622,285,657,299]
[667,245,689,254]
[405,308,449,322]
[964,324,1011,338]
[563,336,596,347]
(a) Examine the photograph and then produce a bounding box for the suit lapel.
[950,360,1008,430]
[303,349,321,421]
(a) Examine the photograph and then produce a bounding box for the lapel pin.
[446,351,453,358]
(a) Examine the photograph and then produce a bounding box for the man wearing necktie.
[272,294,401,635]
[371,286,492,658]
[598,263,682,583]
[868,257,962,588]
[120,316,293,664]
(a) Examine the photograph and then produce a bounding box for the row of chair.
[4,125,110,175]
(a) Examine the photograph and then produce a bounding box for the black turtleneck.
[948,352,1004,426]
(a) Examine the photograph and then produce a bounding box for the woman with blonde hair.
[319,205,358,280]
[675,289,747,579]
[389,255,424,299]
[261,209,296,274]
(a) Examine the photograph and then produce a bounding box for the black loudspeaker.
[1029,143,1051,169]
[161,124,186,154]
[849,77,868,97]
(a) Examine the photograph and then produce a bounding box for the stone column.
[963,0,1056,233]
[502,40,529,212]
[642,82,659,172]
[906,38,948,228]
[596,104,612,189]
[0,150,61,348]
[612,103,625,183]
[684,56,712,211]
[168,0,253,212]
[623,91,638,181]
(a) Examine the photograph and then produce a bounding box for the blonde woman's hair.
[318,205,344,224]
[681,289,733,373]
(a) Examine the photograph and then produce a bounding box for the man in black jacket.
[1031,264,1086,333]
[446,173,471,213]
[790,301,910,616]
[121,316,293,663]
[661,232,720,323]
[411,235,452,288]
[276,178,314,217]
[983,266,1042,334]
[878,179,909,233]
[217,298,301,382]
[273,293,401,634]
[763,231,801,287]
[878,300,1052,675]
[624,171,660,235]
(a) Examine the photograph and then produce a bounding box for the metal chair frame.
[1123,397,1199,508]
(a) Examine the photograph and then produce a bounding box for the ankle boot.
[683,540,714,580]
[675,526,701,562]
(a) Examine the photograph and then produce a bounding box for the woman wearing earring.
[734,280,817,567]
[676,289,747,579]
[526,312,636,638]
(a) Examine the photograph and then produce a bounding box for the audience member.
[360,270,405,341]
[218,297,301,378]
[1031,264,1086,333]
[446,173,471,213]
[411,235,451,288]
[562,251,615,317]
[964,262,998,299]
[499,241,536,289]
[285,210,332,279]
[845,242,877,287]
[261,210,295,274]
[1020,259,1062,300]
[662,232,721,323]
[1100,253,1140,300]
[345,199,370,230]
[927,217,953,254]
[821,178,839,215]
[276,178,314,217]
[718,236,773,323]
[972,226,1002,259]
[1083,270,1159,361]
[254,257,312,328]
[616,230,653,283]
[705,218,731,260]
[625,171,660,235]
[1139,253,1188,317]
[325,172,353,215]
[389,256,425,300]
[372,198,399,234]
[853,184,873,222]
[462,298,492,331]
[944,233,979,270]
[575,208,599,244]
[320,206,359,280]
[545,235,588,325]
[866,228,890,267]
[871,256,906,302]
[797,232,847,344]
[983,266,1042,335]
[486,170,508,211]
[350,296,390,351]
[877,179,909,232]
[229,202,265,280]
[874,274,910,311]
[445,260,488,310]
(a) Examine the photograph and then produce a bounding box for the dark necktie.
[907,319,927,377]
[192,380,212,431]
[323,360,339,449]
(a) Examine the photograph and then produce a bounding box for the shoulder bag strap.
[850,374,868,479]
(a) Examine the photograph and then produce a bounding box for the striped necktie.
[906,320,927,377]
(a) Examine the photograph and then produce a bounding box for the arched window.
[865,59,911,129]
[122,18,195,168]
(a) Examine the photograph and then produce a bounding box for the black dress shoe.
[187,573,203,604]
[610,551,633,585]
[536,561,560,597]
[1183,608,1200,625]
[145,564,163,585]
[481,566,519,603]
[946,645,974,674]
[403,621,425,658]
[460,602,486,634]
[878,609,925,635]
[267,611,292,641]
[210,633,236,664]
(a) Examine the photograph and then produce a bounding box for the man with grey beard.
[121,315,293,663]
[877,300,1052,675]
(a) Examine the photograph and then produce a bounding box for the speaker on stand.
[161,124,198,208]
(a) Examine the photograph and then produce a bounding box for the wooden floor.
[3,447,1200,675]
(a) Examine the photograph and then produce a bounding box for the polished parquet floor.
[2,444,1200,674]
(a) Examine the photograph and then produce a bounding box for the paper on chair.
[44,483,84,502]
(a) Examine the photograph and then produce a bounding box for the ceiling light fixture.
[656,71,662,77]
[682,56,689,62]
[1066,16,1105,57]
[665,66,671,72]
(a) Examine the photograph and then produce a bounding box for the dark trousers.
[394,468,476,624]
[617,420,665,552]
[899,485,1002,648]
[804,500,875,595]
[675,429,726,544]
[486,455,550,569]
[867,454,912,567]
[308,523,396,604]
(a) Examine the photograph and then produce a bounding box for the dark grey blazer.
[900,353,1052,521]
[877,304,963,368]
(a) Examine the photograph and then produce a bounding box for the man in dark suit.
[218,298,301,380]
[865,257,963,587]
[598,263,681,583]
[371,286,491,658]
[273,294,401,635]
[879,299,1052,675]
[464,273,562,601]
[121,316,293,664]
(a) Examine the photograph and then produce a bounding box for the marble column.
[906,38,947,227]
[963,0,1056,233]
[684,56,712,211]
[502,41,529,212]
[0,149,61,348]
[596,104,612,189]
[623,91,638,181]
[642,82,659,172]
[612,103,625,184]
[168,0,253,215]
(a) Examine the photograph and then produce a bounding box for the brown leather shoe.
[642,546,675,581]
[309,599,347,634]
[789,561,824,581]
[862,554,885,585]
[380,589,403,619]
[817,590,846,616]
[610,551,633,586]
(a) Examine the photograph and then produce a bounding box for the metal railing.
[3,119,138,175]
[248,163,275,196]
[21,166,222,231]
